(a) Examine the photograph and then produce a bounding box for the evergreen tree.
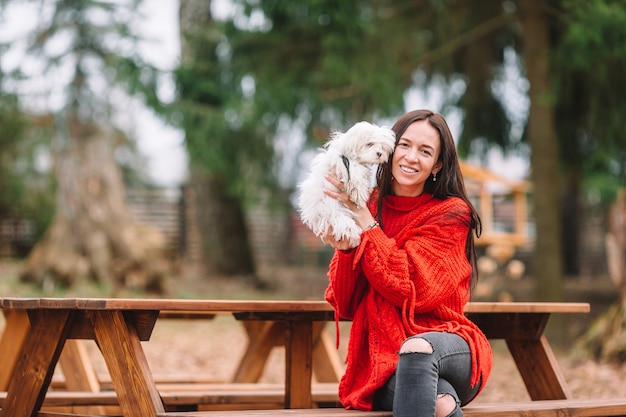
[176,0,261,279]
[4,0,171,291]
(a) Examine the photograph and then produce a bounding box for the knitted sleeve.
[325,249,368,320]
[357,198,472,312]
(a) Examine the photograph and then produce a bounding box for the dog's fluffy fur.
[298,121,396,247]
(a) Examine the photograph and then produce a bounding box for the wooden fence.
[0,186,610,277]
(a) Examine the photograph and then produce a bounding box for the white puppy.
[298,121,396,247]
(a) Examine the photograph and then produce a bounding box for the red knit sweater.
[325,193,492,411]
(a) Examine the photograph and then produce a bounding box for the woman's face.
[391,120,442,197]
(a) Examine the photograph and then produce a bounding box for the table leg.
[0,310,30,391]
[232,321,286,383]
[285,320,313,408]
[312,322,342,383]
[233,320,340,385]
[59,340,101,392]
[59,340,106,414]
[506,334,571,400]
[90,310,164,417]
[0,309,72,417]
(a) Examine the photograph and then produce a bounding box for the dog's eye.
[365,142,374,148]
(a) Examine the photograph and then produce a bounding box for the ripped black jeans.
[372,332,480,417]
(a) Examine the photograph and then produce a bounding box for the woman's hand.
[323,174,378,241]
[323,174,358,211]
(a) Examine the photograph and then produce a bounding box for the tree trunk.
[519,0,566,342]
[191,172,257,277]
[562,171,582,276]
[579,189,626,363]
[606,189,626,302]
[21,118,170,293]
[179,0,259,281]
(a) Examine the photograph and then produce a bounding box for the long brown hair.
[375,109,482,289]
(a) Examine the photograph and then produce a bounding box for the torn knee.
[436,393,459,417]
[399,337,433,354]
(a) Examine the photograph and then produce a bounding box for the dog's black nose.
[377,152,382,157]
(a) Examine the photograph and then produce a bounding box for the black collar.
[341,155,350,180]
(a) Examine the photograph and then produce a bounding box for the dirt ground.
[2,260,626,403]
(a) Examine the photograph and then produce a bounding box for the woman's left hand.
[324,174,378,232]
[324,175,357,211]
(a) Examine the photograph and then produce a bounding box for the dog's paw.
[347,186,369,209]
[348,235,361,247]
[348,188,361,207]
[331,219,362,247]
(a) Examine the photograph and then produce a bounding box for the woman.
[323,109,492,416]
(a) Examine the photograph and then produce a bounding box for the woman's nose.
[405,147,419,161]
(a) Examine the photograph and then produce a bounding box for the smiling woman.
[323,109,489,417]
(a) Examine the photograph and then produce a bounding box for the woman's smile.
[399,165,418,174]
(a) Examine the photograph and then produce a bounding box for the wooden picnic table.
[0,307,342,415]
[0,298,589,417]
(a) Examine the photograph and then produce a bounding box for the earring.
[432,172,437,182]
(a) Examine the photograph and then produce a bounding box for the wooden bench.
[27,413,115,417]
[0,383,340,413]
[24,390,626,416]
[463,399,626,416]
[14,398,626,417]
[152,397,626,416]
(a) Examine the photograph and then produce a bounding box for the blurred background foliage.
[0,0,625,290]
[0,78,55,240]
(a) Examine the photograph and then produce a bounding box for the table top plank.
[464,302,590,314]
[0,298,591,315]
[0,298,333,312]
